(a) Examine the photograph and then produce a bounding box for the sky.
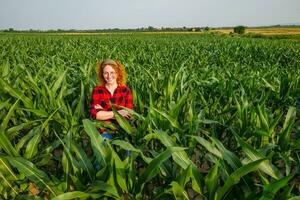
[0,0,300,30]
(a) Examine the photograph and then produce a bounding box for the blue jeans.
[100,132,131,157]
[101,132,113,140]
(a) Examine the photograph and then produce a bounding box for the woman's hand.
[94,104,103,110]
[117,109,132,119]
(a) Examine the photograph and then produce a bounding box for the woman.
[90,59,133,139]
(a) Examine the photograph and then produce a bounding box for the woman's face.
[103,65,118,85]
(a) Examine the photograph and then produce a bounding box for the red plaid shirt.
[90,85,133,120]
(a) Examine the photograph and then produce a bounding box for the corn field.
[0,33,300,199]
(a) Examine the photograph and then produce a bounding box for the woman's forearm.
[96,111,114,120]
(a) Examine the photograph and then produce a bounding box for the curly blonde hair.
[96,59,127,86]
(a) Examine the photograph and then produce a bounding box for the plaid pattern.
[90,85,133,119]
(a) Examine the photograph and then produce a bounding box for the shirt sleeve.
[125,87,133,109]
[90,87,100,119]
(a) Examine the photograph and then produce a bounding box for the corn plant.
[0,33,299,199]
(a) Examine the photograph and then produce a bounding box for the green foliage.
[0,33,299,199]
[234,25,246,34]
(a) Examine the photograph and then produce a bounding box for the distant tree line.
[0,26,212,33]
[1,24,299,34]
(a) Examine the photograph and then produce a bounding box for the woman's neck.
[105,82,118,95]
[105,82,118,88]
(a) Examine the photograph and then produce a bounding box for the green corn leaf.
[233,132,281,179]
[73,80,85,121]
[52,130,80,189]
[111,104,135,135]
[256,105,269,131]
[87,180,120,198]
[176,164,203,195]
[20,108,48,118]
[216,158,267,200]
[51,191,90,200]
[176,164,191,187]
[293,139,300,149]
[1,99,19,131]
[0,128,19,157]
[283,107,296,130]
[7,120,40,138]
[127,153,138,190]
[70,141,94,181]
[278,152,292,176]
[25,70,41,94]
[205,159,219,200]
[269,111,283,134]
[112,139,172,189]
[279,107,296,150]
[0,79,32,108]
[262,78,277,92]
[190,165,203,194]
[42,80,55,108]
[82,119,110,168]
[287,196,300,200]
[16,125,41,152]
[170,181,190,200]
[0,99,10,111]
[41,107,61,130]
[1,60,10,78]
[255,129,271,137]
[24,126,42,159]
[0,156,18,180]
[259,174,294,200]
[277,182,294,200]
[119,105,145,121]
[112,139,152,163]
[152,107,180,129]
[62,150,71,189]
[154,130,193,169]
[93,120,118,131]
[190,135,222,158]
[211,137,242,170]
[0,170,18,195]
[8,156,57,196]
[169,92,188,119]
[136,147,186,193]
[51,69,67,96]
[112,151,128,192]
[279,122,294,151]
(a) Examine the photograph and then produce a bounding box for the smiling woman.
[90,59,133,139]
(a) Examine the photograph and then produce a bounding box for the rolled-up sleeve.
[125,87,133,109]
[90,87,99,119]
